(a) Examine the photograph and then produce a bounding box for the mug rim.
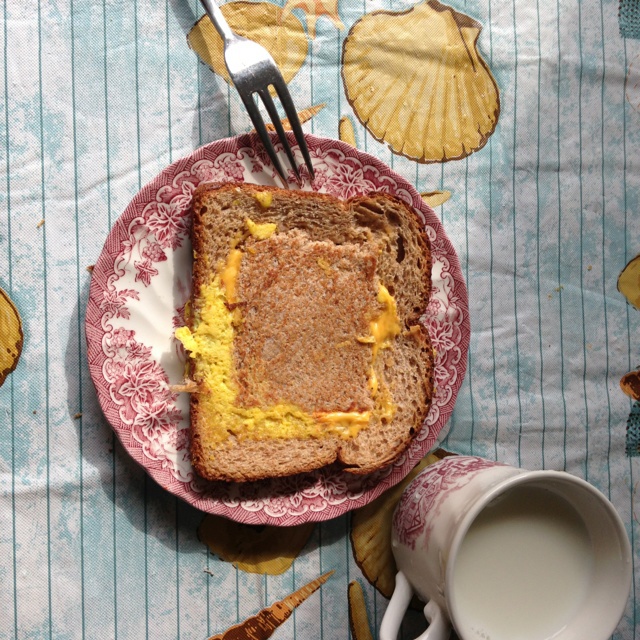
[444,469,632,640]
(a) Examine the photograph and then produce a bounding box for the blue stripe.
[3,3,18,635]
[598,0,612,497]
[166,0,173,164]
[135,0,142,191]
[70,1,87,636]
[577,0,590,481]
[235,566,240,623]
[535,0,547,465]
[511,0,524,466]
[144,477,149,640]
[292,558,297,639]
[310,37,315,136]
[487,0,499,461]
[228,84,232,136]
[101,2,119,633]
[556,0,568,472]
[37,0,53,634]
[319,524,324,638]
[206,547,211,636]
[101,3,118,634]
[464,156,474,455]
[175,502,181,639]
[623,34,638,640]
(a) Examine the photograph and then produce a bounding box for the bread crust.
[186,183,433,482]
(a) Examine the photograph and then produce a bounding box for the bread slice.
[178,183,434,482]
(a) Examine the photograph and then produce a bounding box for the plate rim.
[85,131,470,525]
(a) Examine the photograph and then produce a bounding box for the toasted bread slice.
[179,183,434,482]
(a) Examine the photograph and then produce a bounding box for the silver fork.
[199,0,314,183]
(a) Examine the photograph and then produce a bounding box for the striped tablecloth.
[1,0,638,638]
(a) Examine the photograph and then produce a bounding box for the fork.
[199,0,315,183]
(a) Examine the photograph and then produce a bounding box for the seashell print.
[198,515,315,575]
[0,287,23,388]
[207,571,333,639]
[618,253,640,310]
[621,369,640,402]
[421,190,452,207]
[188,1,308,87]
[256,103,326,133]
[348,580,374,640]
[341,0,500,163]
[281,0,345,39]
[339,115,357,146]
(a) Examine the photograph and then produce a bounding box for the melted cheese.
[246,217,277,239]
[360,284,401,399]
[220,249,242,304]
[253,190,273,208]
[315,411,372,439]
[370,284,401,358]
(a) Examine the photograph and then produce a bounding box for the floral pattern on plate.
[85,132,470,525]
[393,456,501,550]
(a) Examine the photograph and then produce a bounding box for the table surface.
[1,0,639,638]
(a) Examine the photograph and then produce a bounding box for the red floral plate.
[86,132,469,525]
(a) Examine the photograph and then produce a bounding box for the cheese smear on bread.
[176,220,400,444]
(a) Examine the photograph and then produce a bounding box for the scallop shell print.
[341,0,500,163]
[0,287,23,388]
[188,1,308,87]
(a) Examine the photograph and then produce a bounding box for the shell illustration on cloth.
[618,253,640,310]
[281,0,345,38]
[0,287,23,388]
[341,0,500,163]
[188,1,308,86]
[348,580,374,640]
[617,252,640,455]
[621,369,640,402]
[198,515,315,575]
[207,571,333,639]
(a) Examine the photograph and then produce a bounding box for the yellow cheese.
[221,219,276,305]
[246,217,277,239]
[370,284,401,359]
[360,284,401,402]
[316,257,333,274]
[315,411,372,439]
[220,249,242,304]
[253,190,273,209]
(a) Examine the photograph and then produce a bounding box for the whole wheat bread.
[184,183,434,482]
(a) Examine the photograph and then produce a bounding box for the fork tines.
[242,79,314,183]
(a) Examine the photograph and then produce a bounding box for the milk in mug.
[452,486,594,639]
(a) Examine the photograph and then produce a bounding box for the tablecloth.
[1,0,638,638]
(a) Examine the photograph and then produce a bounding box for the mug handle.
[379,572,451,640]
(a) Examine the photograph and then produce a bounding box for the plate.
[85,132,469,525]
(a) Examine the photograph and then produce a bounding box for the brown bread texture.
[187,183,434,482]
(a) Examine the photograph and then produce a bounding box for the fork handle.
[199,0,236,42]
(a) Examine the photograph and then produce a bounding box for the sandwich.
[175,183,434,482]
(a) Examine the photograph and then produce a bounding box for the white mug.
[379,456,632,640]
